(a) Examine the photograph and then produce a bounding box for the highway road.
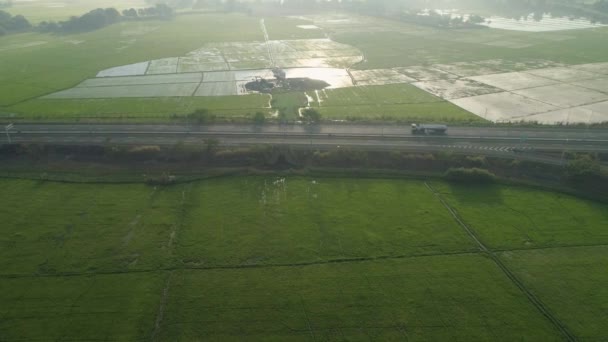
[2,124,608,159]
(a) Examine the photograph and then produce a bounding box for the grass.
[271,92,308,120]
[335,20,608,69]
[500,246,608,341]
[175,178,476,266]
[0,176,607,340]
[0,13,263,107]
[0,272,164,341]
[263,17,326,40]
[160,255,559,341]
[313,84,484,122]
[6,95,271,120]
[0,179,185,274]
[433,182,608,250]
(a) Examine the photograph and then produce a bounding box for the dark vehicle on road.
[411,123,448,135]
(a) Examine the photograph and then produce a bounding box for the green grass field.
[0,13,263,107]
[334,19,608,69]
[433,182,608,250]
[0,176,607,340]
[6,95,271,120]
[311,84,483,122]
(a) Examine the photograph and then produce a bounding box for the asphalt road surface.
[2,124,608,160]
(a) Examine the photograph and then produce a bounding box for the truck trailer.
[411,123,448,135]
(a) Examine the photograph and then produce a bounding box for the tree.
[188,108,214,124]
[0,25,6,36]
[253,111,266,125]
[122,8,138,17]
[0,10,31,34]
[301,108,321,124]
[9,14,31,31]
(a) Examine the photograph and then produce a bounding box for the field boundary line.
[191,72,205,97]
[151,270,174,342]
[424,181,576,342]
[0,250,480,280]
[495,242,608,253]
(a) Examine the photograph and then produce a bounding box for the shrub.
[253,111,266,125]
[444,167,496,183]
[144,173,176,186]
[187,108,215,124]
[301,108,321,124]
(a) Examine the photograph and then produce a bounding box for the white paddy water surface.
[512,84,608,108]
[351,69,416,86]
[48,67,353,99]
[524,101,608,124]
[439,62,608,124]
[526,67,598,82]
[45,83,199,99]
[53,37,362,99]
[480,14,608,32]
[96,62,149,77]
[468,72,558,91]
[451,92,560,122]
[413,79,502,100]
[45,30,608,125]
[94,39,362,77]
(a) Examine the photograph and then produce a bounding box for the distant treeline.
[38,4,174,34]
[306,0,608,25]
[0,0,12,9]
[0,10,31,36]
[400,10,485,28]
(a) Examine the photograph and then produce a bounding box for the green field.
[0,176,607,340]
[334,18,608,69]
[0,13,264,107]
[7,95,271,120]
[311,84,483,122]
[2,11,608,122]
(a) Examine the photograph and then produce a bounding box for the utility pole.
[5,123,14,144]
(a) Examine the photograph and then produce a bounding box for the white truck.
[411,123,448,135]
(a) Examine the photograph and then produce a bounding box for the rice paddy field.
[0,176,607,340]
[1,8,608,123]
[307,84,481,122]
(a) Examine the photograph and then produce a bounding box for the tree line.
[37,4,174,34]
[0,3,174,37]
[0,10,31,36]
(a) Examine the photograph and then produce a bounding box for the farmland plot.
[571,77,608,93]
[526,67,598,82]
[413,79,502,100]
[1,177,608,340]
[451,92,559,122]
[525,101,608,124]
[500,246,608,341]
[512,83,608,108]
[44,83,199,99]
[96,61,149,77]
[79,73,203,87]
[351,69,416,86]
[468,72,558,91]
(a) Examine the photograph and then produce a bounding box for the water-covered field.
[2,11,608,123]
